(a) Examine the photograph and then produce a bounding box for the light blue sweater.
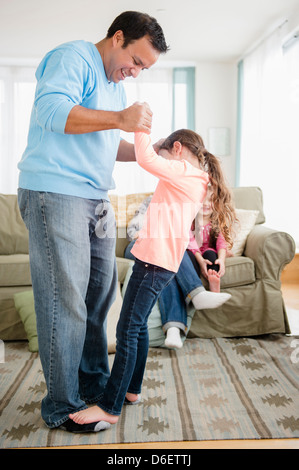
[18,41,126,199]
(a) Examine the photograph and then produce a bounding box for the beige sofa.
[0,187,295,345]
[110,186,295,339]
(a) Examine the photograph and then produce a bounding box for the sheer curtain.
[239,24,299,246]
[0,66,36,194]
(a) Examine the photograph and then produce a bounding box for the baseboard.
[281,253,299,283]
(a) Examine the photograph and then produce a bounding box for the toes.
[69,411,85,424]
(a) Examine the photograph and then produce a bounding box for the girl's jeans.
[97,258,175,416]
[18,189,117,428]
[125,242,204,335]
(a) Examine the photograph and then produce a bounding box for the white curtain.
[0,66,36,194]
[239,24,299,246]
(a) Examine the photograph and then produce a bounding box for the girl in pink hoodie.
[69,127,233,428]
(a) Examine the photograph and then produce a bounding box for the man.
[17,11,168,433]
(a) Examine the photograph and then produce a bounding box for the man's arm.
[117,137,166,162]
[117,139,136,162]
[64,102,152,135]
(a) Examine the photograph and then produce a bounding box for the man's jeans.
[97,258,175,416]
[18,189,117,428]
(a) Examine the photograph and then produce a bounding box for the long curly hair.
[159,129,237,249]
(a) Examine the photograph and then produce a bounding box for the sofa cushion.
[109,192,153,228]
[110,193,153,257]
[14,290,38,352]
[231,209,259,256]
[222,256,256,287]
[0,254,31,286]
[201,256,256,289]
[0,194,29,255]
[232,186,265,224]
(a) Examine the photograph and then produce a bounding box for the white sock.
[165,327,183,349]
[192,291,231,310]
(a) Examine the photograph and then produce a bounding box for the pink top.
[187,223,227,255]
[131,132,209,272]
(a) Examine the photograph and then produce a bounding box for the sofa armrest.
[244,225,295,280]
[116,256,134,284]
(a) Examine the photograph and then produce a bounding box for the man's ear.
[112,30,124,47]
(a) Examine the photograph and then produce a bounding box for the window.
[172,67,195,131]
[0,66,36,194]
[113,66,195,195]
[237,24,299,247]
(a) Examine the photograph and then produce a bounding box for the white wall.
[195,62,238,186]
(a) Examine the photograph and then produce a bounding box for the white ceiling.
[1,0,299,63]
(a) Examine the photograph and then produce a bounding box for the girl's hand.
[196,256,212,279]
[215,258,225,277]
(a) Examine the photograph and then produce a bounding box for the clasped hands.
[120,101,153,134]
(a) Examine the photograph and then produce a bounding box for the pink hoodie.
[131,132,209,272]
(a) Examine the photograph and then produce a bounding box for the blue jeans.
[159,250,204,334]
[18,189,117,428]
[97,259,175,415]
[125,242,204,335]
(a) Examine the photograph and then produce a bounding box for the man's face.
[106,31,160,83]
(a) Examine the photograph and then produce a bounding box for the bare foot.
[69,405,118,425]
[208,270,221,293]
[125,392,140,403]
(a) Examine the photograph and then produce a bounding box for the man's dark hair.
[107,11,169,53]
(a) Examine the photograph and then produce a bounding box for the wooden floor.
[57,255,299,450]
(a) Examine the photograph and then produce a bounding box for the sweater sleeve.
[34,47,92,134]
[216,232,228,252]
[187,229,201,254]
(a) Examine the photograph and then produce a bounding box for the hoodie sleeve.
[34,47,92,134]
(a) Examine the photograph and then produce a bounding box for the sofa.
[0,187,295,349]
[111,186,296,340]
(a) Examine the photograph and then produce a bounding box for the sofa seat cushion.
[201,256,255,289]
[0,254,31,286]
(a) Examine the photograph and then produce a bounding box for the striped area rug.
[0,334,299,448]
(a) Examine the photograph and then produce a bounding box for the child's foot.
[192,290,231,310]
[164,327,183,349]
[208,270,221,292]
[69,405,118,425]
[124,393,142,405]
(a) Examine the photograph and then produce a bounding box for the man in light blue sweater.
[17,11,168,433]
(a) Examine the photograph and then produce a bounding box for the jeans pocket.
[152,265,174,292]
